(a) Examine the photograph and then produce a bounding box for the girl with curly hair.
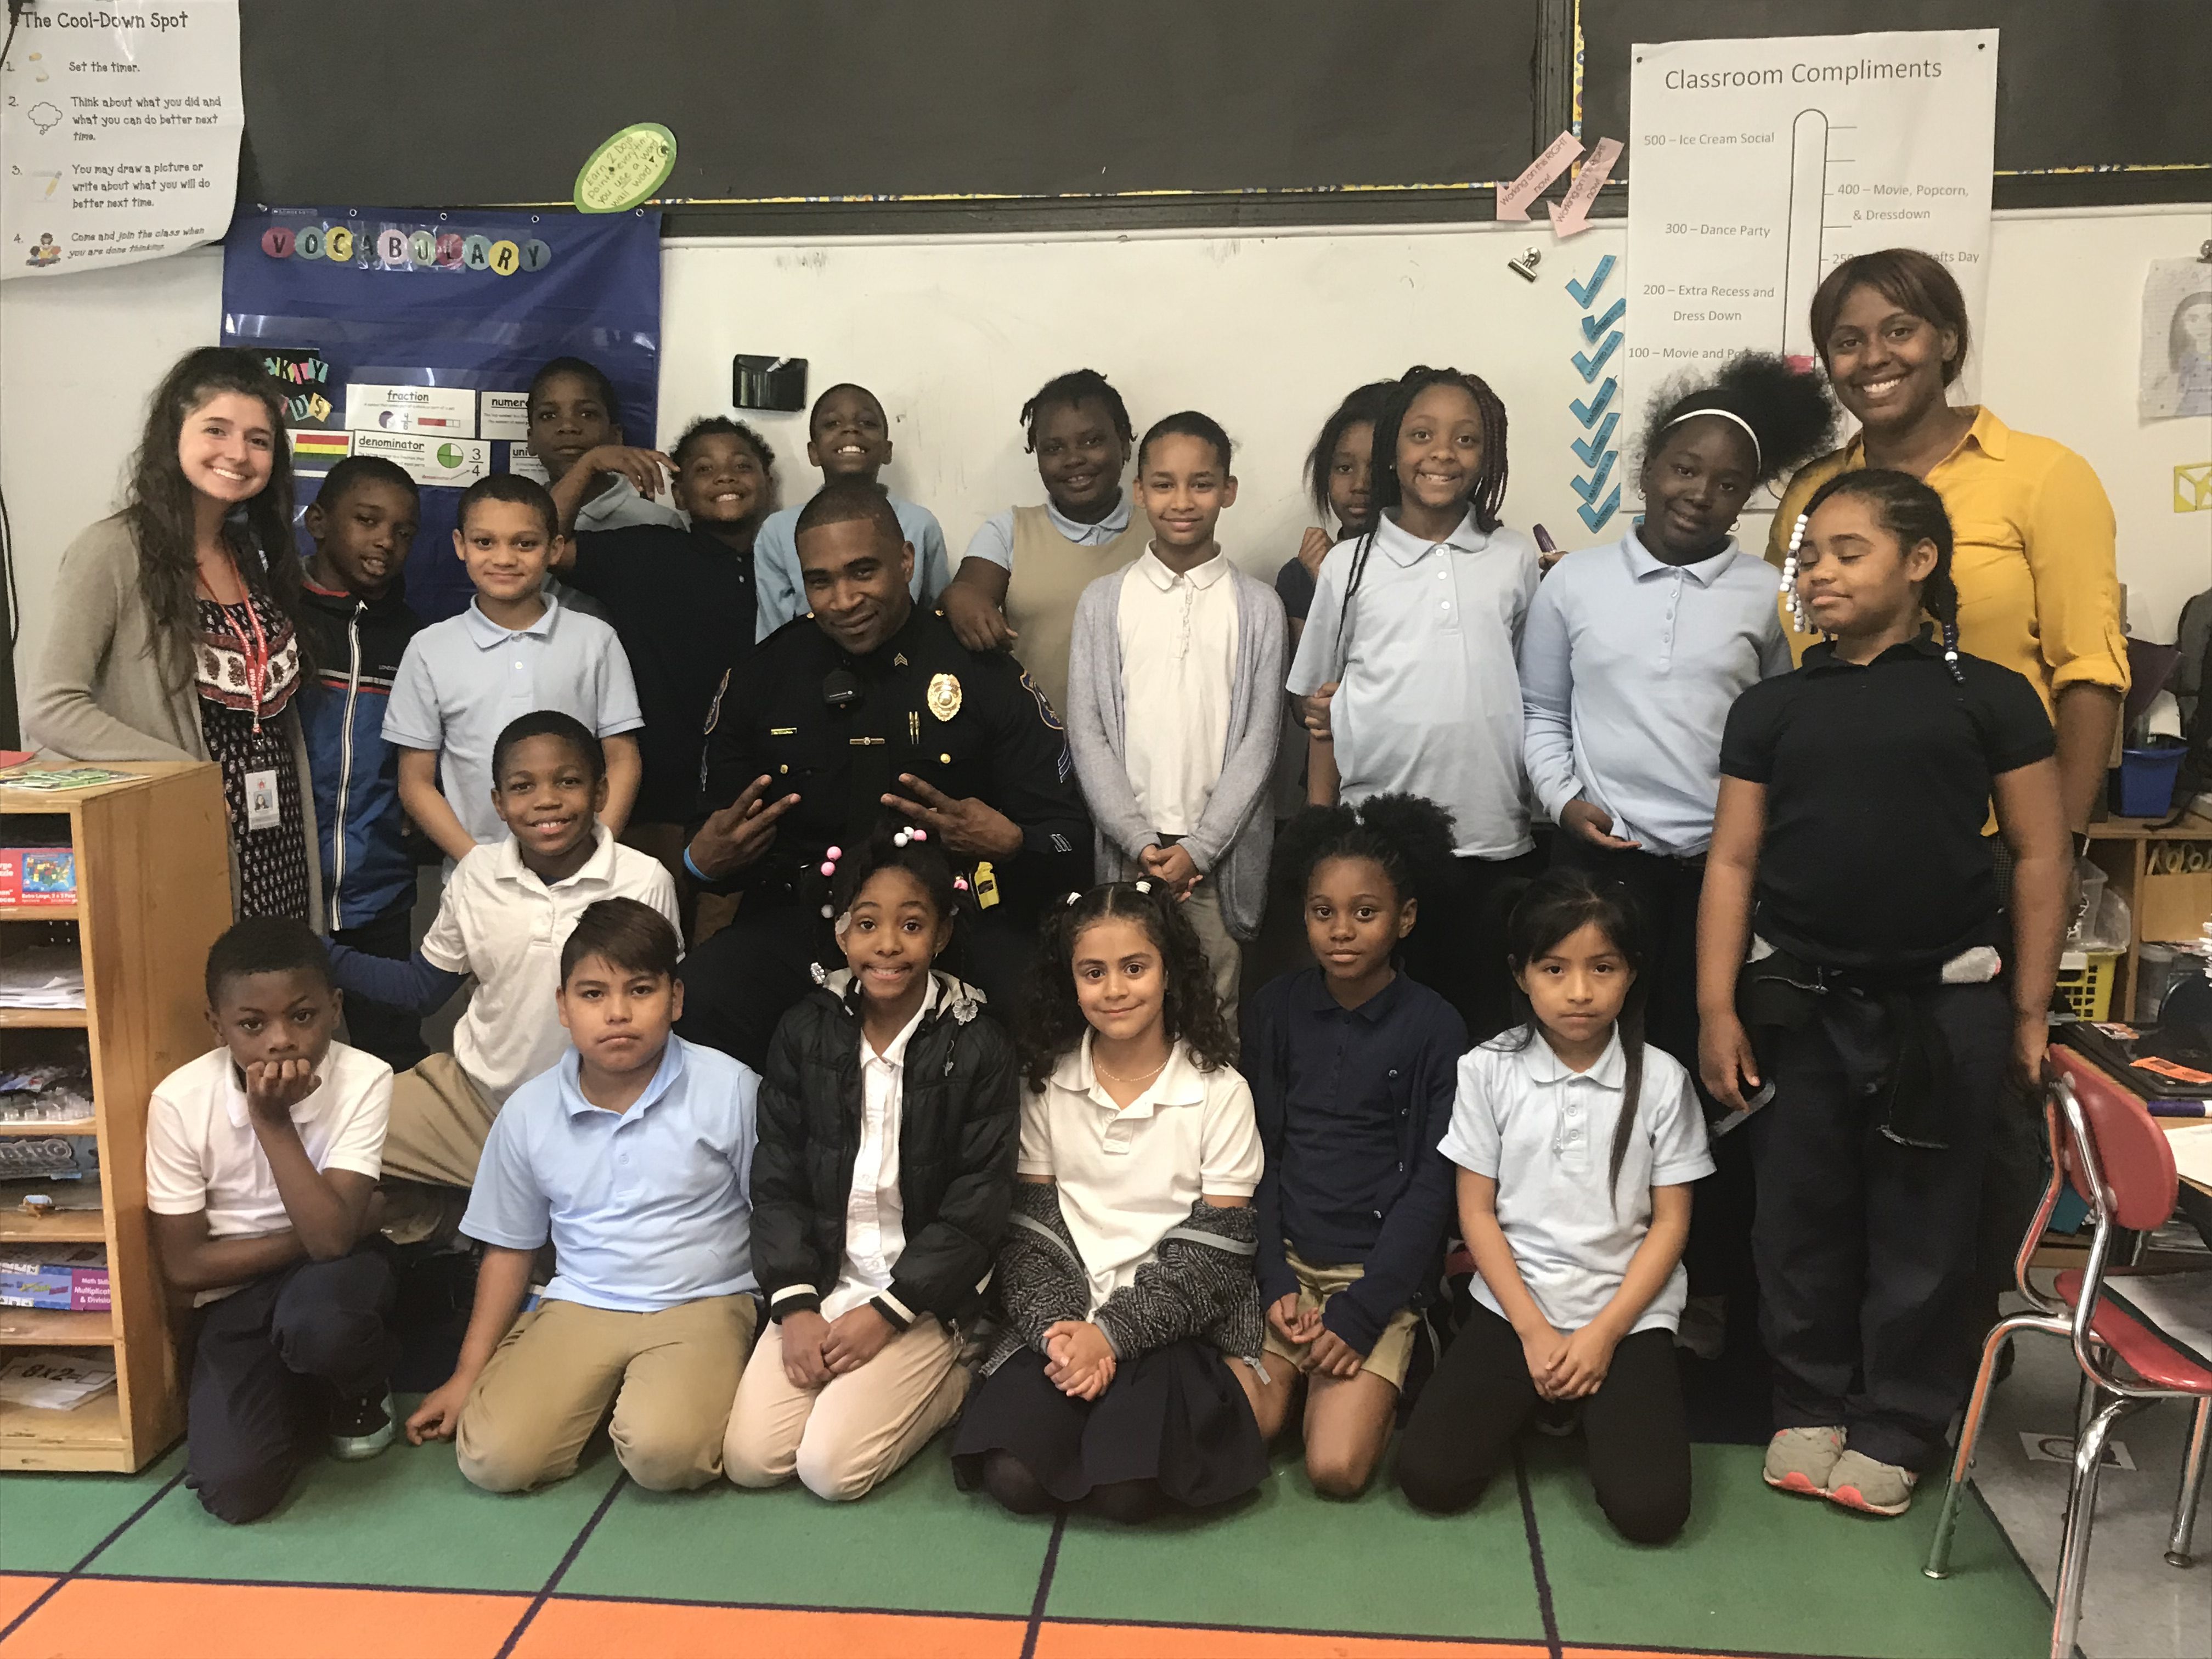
[952,879,1272,1522]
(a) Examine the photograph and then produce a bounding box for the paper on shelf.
[0,1350,116,1410]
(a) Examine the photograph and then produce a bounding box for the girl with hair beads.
[726,825,1019,1501]
[952,881,1272,1522]
[1398,871,1714,1544]
[942,368,1150,719]
[1245,793,1467,1498]
[1288,366,1541,1039]
[1701,470,2067,1517]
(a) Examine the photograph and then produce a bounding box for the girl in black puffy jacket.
[722,827,1019,1502]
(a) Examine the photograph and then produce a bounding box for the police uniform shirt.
[696,606,1090,907]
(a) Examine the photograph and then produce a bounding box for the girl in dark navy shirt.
[1697,470,2067,1519]
[1243,794,1467,1497]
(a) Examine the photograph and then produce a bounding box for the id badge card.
[244,769,281,832]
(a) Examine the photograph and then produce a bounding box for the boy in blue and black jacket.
[297,457,427,1069]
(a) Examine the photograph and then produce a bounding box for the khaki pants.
[1182,879,1243,1026]
[458,1293,758,1493]
[723,1315,968,1501]
[383,1052,498,1190]
[1260,1246,1420,1389]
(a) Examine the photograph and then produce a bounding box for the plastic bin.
[2111,741,2187,819]
[2053,951,2118,1022]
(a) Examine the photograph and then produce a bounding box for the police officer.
[677,480,1091,1069]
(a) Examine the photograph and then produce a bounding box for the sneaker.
[1826,1449,1917,1516]
[1675,1294,1727,1361]
[329,1389,396,1462]
[1763,1425,1846,1496]
[1532,1398,1582,1438]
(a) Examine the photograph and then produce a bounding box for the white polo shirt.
[145,1042,393,1301]
[422,827,681,1104]
[382,594,644,848]
[821,977,935,1321]
[1288,510,1540,859]
[1438,1029,1714,1336]
[1119,548,1239,839]
[1018,1036,1262,1316]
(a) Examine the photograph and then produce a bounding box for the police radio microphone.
[822,669,862,712]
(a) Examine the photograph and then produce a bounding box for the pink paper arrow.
[1548,137,1623,238]
[1497,130,1584,222]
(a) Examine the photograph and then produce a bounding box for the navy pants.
[186,1249,398,1524]
[1747,983,2007,1471]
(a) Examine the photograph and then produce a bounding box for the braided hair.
[1497,869,1652,1210]
[1788,468,1965,683]
[1019,881,1238,1093]
[1331,365,1510,675]
[1019,369,1134,453]
[1269,792,1458,912]
[1302,380,1396,528]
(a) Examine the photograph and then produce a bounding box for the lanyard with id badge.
[221,581,284,833]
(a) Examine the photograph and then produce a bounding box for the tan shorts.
[1261,1245,1421,1390]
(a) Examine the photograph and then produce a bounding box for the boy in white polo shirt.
[146,919,398,1524]
[328,712,679,1212]
[405,899,760,1492]
[383,472,644,864]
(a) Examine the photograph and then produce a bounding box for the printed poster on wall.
[1,1,241,280]
[1623,30,1999,489]
[221,206,662,620]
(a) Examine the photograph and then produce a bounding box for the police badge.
[927,672,963,721]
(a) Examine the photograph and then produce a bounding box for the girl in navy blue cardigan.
[1243,794,1467,1496]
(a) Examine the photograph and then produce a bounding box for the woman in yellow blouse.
[1769,249,2128,835]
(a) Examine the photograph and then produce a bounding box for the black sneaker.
[329,1389,396,1462]
[1532,1398,1582,1438]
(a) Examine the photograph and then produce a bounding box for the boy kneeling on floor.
[407,899,761,1492]
[148,918,400,1525]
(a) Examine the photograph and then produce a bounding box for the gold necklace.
[1092,1052,1167,1085]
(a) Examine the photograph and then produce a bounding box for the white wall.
[7,207,2209,711]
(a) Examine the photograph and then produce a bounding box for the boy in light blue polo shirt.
[752,382,949,639]
[404,899,760,1493]
[383,474,644,863]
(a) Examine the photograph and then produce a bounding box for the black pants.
[1396,1302,1690,1544]
[1551,838,1755,1308]
[186,1250,398,1525]
[333,899,427,1071]
[676,894,1041,1071]
[1746,983,2006,1471]
[1401,849,1544,1044]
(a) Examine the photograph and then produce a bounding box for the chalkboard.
[1578,1,2212,207]
[236,1,1543,230]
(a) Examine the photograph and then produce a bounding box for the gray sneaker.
[329,1389,396,1462]
[1763,1425,1846,1496]
[1826,1449,1917,1516]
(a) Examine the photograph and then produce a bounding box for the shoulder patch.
[1020,670,1064,732]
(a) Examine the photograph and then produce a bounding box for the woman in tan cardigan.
[26,347,321,924]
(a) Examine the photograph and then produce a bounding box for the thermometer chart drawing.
[1624,29,1998,492]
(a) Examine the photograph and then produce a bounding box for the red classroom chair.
[1923,1049,2210,1659]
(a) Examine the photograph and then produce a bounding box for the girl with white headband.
[1518,352,1835,1357]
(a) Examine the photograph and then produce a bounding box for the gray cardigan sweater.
[1065,556,1286,939]
[25,514,323,925]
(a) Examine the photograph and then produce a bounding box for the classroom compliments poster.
[221,206,662,620]
[0,1,242,280]
[1623,29,1999,473]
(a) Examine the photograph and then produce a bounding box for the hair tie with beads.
[1941,618,1965,684]
[1133,878,1154,895]
[1779,512,1813,634]
[893,827,927,848]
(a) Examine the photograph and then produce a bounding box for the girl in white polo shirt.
[1396,871,1713,1543]
[953,881,1274,1523]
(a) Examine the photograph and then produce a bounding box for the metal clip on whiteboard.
[1508,247,1542,283]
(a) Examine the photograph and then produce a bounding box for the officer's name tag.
[244,769,282,832]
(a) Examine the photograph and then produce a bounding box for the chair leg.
[2168,1396,2209,1569]
[2052,1398,2126,1659]
[1928,1313,2044,1579]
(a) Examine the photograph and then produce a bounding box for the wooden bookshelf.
[1,763,232,1471]
[2085,810,2212,1020]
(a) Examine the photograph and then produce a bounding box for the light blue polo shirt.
[382,594,644,848]
[1287,510,1540,859]
[461,1035,759,1314]
[752,492,950,640]
[1520,531,1794,858]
